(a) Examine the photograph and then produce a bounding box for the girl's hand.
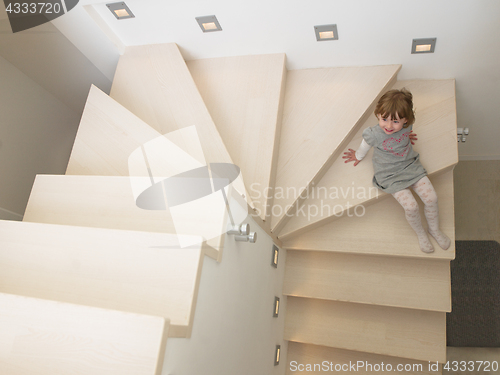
[409,131,418,145]
[343,149,361,166]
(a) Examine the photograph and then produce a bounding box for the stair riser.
[284,250,451,312]
[285,297,446,363]
[0,220,203,338]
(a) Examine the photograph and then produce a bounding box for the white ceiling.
[34,0,500,158]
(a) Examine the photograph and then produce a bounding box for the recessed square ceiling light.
[314,24,338,41]
[106,2,135,20]
[411,38,436,54]
[195,15,222,32]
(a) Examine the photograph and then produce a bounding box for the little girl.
[343,88,450,253]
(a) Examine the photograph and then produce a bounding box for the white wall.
[0,19,115,116]
[163,214,287,375]
[51,0,500,160]
[0,56,80,219]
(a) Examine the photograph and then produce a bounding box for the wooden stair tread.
[0,292,168,375]
[0,220,203,338]
[66,86,208,181]
[282,169,455,259]
[24,175,176,233]
[187,54,286,221]
[284,250,451,311]
[271,65,401,232]
[109,43,251,208]
[23,174,248,262]
[66,85,163,176]
[278,79,458,239]
[285,297,446,363]
[287,342,442,374]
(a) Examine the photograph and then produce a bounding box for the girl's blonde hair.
[374,88,415,127]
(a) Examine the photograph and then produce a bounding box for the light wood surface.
[285,297,446,363]
[18,47,456,370]
[109,43,251,206]
[66,85,164,176]
[66,87,207,180]
[286,342,441,374]
[111,43,215,138]
[23,174,249,261]
[278,79,458,239]
[0,293,168,375]
[271,65,401,232]
[0,220,203,338]
[282,169,455,259]
[284,251,451,311]
[24,175,177,233]
[187,54,287,221]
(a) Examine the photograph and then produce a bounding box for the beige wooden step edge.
[278,79,458,240]
[283,250,451,312]
[0,292,168,375]
[187,53,287,223]
[0,219,203,338]
[66,85,164,177]
[285,296,447,363]
[109,43,256,215]
[281,168,456,260]
[24,174,255,262]
[62,86,240,255]
[271,65,401,234]
[286,341,442,375]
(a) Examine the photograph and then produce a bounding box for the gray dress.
[362,124,427,194]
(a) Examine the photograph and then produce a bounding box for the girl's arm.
[343,139,371,166]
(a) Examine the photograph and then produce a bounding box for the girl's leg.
[411,176,451,250]
[392,188,434,253]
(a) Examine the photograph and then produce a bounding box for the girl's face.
[377,113,406,135]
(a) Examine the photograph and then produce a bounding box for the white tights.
[392,177,451,253]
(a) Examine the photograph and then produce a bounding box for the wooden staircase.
[279,74,457,373]
[0,43,457,374]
